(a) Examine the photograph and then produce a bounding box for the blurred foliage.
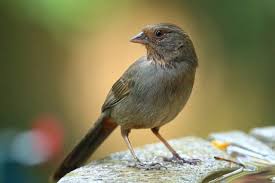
[1,0,128,32]
[187,0,275,123]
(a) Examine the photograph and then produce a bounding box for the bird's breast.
[132,62,195,119]
[111,60,196,129]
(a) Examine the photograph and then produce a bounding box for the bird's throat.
[146,45,167,65]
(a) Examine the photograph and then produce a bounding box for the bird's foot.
[163,155,201,165]
[128,161,166,170]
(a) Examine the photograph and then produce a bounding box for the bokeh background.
[0,0,274,182]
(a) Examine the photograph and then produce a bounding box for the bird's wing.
[101,57,145,112]
[101,77,131,112]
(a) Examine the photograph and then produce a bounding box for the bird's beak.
[130,32,148,44]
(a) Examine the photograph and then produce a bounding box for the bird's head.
[130,23,197,66]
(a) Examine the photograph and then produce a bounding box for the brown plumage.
[52,114,117,181]
[52,23,198,182]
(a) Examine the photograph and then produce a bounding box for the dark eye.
[155,30,163,37]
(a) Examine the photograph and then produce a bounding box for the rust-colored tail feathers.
[52,113,117,182]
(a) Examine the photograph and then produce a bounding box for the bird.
[52,23,199,182]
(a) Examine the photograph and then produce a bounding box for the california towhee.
[53,23,198,181]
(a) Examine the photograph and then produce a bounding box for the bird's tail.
[52,113,117,182]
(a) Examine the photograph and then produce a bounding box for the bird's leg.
[121,128,164,170]
[151,127,200,165]
[121,128,141,162]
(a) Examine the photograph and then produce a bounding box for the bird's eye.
[155,30,163,37]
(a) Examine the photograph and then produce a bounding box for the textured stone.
[209,130,275,171]
[250,126,275,150]
[58,137,236,183]
[57,128,275,183]
[209,131,275,157]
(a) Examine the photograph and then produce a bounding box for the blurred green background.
[0,0,274,182]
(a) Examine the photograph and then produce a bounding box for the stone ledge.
[58,127,275,183]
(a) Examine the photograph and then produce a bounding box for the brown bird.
[53,23,199,182]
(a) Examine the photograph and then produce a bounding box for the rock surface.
[209,131,275,158]
[58,127,275,183]
[250,126,275,150]
[58,137,236,183]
